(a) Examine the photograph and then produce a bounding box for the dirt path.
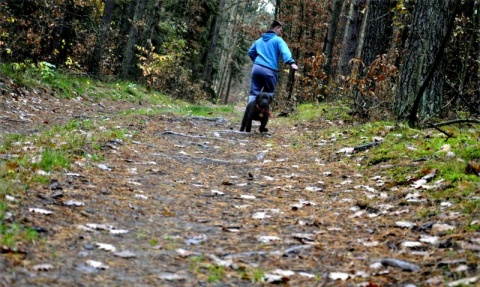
[1,95,477,286]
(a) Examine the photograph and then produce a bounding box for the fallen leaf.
[113,250,137,258]
[401,241,422,248]
[431,223,456,234]
[298,272,316,278]
[271,269,295,277]
[110,229,129,235]
[134,194,148,200]
[32,263,54,271]
[337,147,354,154]
[211,190,224,195]
[252,212,271,219]
[420,235,439,245]
[158,272,188,281]
[86,223,115,230]
[395,221,416,228]
[185,234,208,245]
[95,242,117,252]
[64,199,84,206]
[176,248,192,257]
[305,186,322,192]
[258,235,281,243]
[97,164,112,171]
[29,208,53,215]
[329,272,349,280]
[264,273,290,284]
[380,258,421,272]
[447,275,480,286]
[86,260,109,270]
[209,254,233,267]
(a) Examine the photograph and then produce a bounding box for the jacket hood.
[261,31,277,42]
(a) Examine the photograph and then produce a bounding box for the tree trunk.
[339,0,366,75]
[120,0,146,79]
[323,0,344,79]
[286,0,304,100]
[202,0,226,100]
[355,0,370,58]
[88,0,116,77]
[395,0,457,123]
[473,0,480,115]
[359,0,393,67]
[120,0,161,79]
[224,69,234,104]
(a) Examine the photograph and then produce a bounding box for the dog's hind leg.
[240,112,248,131]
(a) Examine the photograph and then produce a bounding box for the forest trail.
[1,96,474,287]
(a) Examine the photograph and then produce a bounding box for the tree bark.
[88,0,116,77]
[339,0,366,75]
[323,0,344,79]
[120,0,146,79]
[120,0,161,79]
[395,0,458,124]
[359,0,393,67]
[202,0,226,101]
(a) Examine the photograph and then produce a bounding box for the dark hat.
[271,20,284,28]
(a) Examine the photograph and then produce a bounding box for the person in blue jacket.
[247,20,298,103]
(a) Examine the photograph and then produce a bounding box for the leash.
[256,104,272,118]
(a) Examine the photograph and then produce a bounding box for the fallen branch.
[353,141,381,152]
[427,123,454,139]
[428,118,480,127]
[380,258,421,272]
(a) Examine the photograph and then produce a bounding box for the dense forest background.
[0,0,478,127]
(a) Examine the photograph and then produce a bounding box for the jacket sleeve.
[248,42,257,61]
[278,38,295,64]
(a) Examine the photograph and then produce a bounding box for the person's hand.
[290,63,298,70]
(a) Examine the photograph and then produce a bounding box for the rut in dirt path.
[3,112,473,287]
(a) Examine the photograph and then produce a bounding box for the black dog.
[240,93,272,133]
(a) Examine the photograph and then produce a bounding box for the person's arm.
[248,42,258,61]
[278,39,298,70]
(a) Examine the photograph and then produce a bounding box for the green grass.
[35,149,70,172]
[207,265,225,282]
[250,268,265,282]
[291,101,352,122]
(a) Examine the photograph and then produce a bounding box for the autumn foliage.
[0,0,478,123]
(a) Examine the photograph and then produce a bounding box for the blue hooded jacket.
[248,31,295,72]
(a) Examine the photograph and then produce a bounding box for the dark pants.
[248,64,277,103]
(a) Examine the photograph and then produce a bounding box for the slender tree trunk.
[286,0,304,100]
[224,69,234,104]
[339,0,366,75]
[202,0,226,100]
[88,0,116,77]
[120,0,146,79]
[119,0,161,79]
[323,0,344,79]
[48,0,76,67]
[355,0,370,58]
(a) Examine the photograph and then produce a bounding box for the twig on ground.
[353,141,381,152]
